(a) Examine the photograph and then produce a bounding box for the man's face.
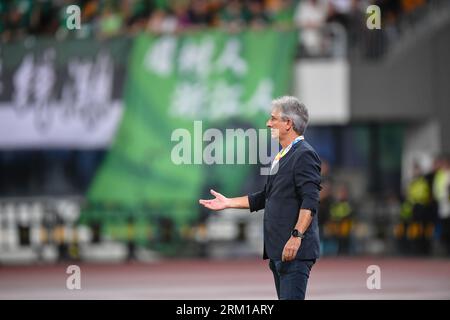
[266,108,287,139]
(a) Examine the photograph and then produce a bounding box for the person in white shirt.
[294,0,328,56]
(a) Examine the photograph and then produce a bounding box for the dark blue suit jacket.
[248,139,321,261]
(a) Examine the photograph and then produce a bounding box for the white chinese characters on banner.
[170,82,208,118]
[145,37,267,120]
[143,36,177,77]
[0,49,122,148]
[216,39,248,76]
[178,38,215,77]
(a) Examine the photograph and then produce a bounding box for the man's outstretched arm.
[199,189,249,211]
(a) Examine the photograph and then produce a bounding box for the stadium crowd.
[0,0,430,51]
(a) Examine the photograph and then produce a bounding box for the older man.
[199,96,322,300]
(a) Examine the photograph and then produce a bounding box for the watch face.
[292,229,303,238]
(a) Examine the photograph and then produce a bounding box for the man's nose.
[266,120,271,127]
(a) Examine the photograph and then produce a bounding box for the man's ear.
[286,119,292,131]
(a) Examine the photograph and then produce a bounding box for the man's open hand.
[199,189,229,211]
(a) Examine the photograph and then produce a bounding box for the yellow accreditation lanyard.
[271,135,304,171]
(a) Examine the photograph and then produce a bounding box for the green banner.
[81,30,298,247]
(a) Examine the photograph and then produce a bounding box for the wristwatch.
[291,229,305,239]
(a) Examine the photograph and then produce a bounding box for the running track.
[1,257,449,299]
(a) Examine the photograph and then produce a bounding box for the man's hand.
[199,189,230,211]
[282,237,302,262]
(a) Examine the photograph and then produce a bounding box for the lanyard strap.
[274,135,304,162]
[271,135,304,171]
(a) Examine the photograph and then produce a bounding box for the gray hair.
[271,96,309,135]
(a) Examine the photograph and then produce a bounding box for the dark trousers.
[269,259,315,300]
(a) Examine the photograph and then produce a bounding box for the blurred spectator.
[318,160,333,255]
[218,0,247,31]
[266,0,296,28]
[126,216,137,261]
[1,0,32,41]
[171,0,193,31]
[0,1,6,36]
[29,0,57,36]
[125,0,154,34]
[80,0,101,38]
[424,155,442,237]
[327,0,353,30]
[376,191,401,254]
[326,184,354,255]
[401,0,426,25]
[246,0,271,29]
[375,0,401,22]
[187,0,215,27]
[399,162,434,255]
[146,8,177,34]
[294,0,328,56]
[433,155,450,255]
[347,0,366,52]
[98,3,124,38]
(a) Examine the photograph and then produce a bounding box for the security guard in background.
[327,184,353,255]
[397,163,434,255]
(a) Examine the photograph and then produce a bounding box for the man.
[199,96,322,300]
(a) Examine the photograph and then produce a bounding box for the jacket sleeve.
[294,150,322,216]
[248,187,266,212]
